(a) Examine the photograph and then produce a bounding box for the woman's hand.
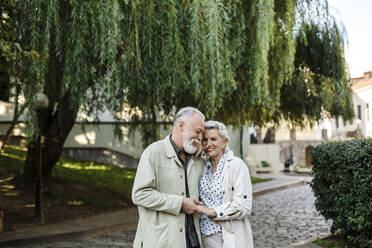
[197,205,217,217]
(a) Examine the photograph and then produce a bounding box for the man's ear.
[177,120,185,130]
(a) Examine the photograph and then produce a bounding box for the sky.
[328,0,372,78]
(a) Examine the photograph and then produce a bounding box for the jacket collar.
[164,135,177,158]
[164,135,197,172]
[221,150,234,180]
[225,150,234,163]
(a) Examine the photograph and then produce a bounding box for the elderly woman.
[197,120,253,248]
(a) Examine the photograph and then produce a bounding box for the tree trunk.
[23,93,77,181]
[22,22,79,182]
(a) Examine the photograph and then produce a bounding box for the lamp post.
[284,144,293,173]
[33,93,49,221]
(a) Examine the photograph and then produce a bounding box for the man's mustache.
[190,138,201,145]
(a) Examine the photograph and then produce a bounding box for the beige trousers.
[202,232,223,248]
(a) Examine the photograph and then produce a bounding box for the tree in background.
[3,0,353,181]
[17,0,123,179]
[0,0,37,154]
[278,1,354,126]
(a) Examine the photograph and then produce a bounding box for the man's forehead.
[187,114,203,123]
[192,116,205,127]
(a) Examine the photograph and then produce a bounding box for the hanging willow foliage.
[14,0,353,151]
[18,0,123,136]
[279,1,354,127]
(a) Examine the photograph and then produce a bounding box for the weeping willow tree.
[0,0,37,154]
[10,0,352,180]
[278,0,354,126]
[120,0,352,131]
[18,0,123,179]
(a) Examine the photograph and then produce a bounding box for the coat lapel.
[187,158,195,176]
[221,150,234,181]
[164,135,184,169]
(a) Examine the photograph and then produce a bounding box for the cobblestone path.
[250,184,331,247]
[18,184,331,248]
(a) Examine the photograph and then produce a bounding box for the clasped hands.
[182,198,217,217]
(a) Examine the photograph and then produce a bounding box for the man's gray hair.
[204,120,230,143]
[173,106,205,127]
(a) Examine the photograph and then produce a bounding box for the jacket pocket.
[145,222,169,248]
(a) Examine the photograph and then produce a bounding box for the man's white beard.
[183,136,200,154]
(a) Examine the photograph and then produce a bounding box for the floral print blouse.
[199,152,227,237]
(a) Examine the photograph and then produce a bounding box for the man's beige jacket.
[132,135,204,248]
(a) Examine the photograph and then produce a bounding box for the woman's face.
[202,129,227,159]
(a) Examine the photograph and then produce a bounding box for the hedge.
[310,138,372,247]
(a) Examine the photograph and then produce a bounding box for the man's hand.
[182,198,203,214]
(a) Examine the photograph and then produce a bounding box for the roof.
[351,70,372,91]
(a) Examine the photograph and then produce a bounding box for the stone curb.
[253,179,305,197]
[0,177,305,247]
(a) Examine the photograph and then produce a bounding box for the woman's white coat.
[210,150,254,248]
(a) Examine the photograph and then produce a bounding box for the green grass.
[0,146,25,174]
[313,236,357,248]
[251,176,271,184]
[314,238,343,247]
[53,157,136,199]
[0,145,268,199]
[0,145,136,200]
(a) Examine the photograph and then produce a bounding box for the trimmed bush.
[310,139,372,247]
[260,160,271,168]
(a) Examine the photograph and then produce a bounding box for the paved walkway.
[251,184,331,248]
[1,174,328,247]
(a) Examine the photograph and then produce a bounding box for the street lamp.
[284,145,293,173]
[33,93,49,221]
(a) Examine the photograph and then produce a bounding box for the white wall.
[354,84,372,137]
[246,144,282,174]
[331,92,368,139]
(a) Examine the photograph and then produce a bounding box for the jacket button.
[231,187,234,191]
[180,175,183,179]
[220,212,223,216]
[244,195,247,199]
[180,228,183,232]
[181,192,184,196]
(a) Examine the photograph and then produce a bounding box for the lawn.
[0,145,136,197]
[0,145,269,231]
[313,235,358,248]
[0,145,136,231]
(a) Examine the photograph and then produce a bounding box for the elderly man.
[132,107,205,248]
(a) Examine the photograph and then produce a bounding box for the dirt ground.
[0,170,133,232]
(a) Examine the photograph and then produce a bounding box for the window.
[336,118,339,128]
[357,105,362,120]
[367,104,370,121]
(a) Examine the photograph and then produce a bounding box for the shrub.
[310,139,372,247]
[260,160,271,168]
[295,163,308,168]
